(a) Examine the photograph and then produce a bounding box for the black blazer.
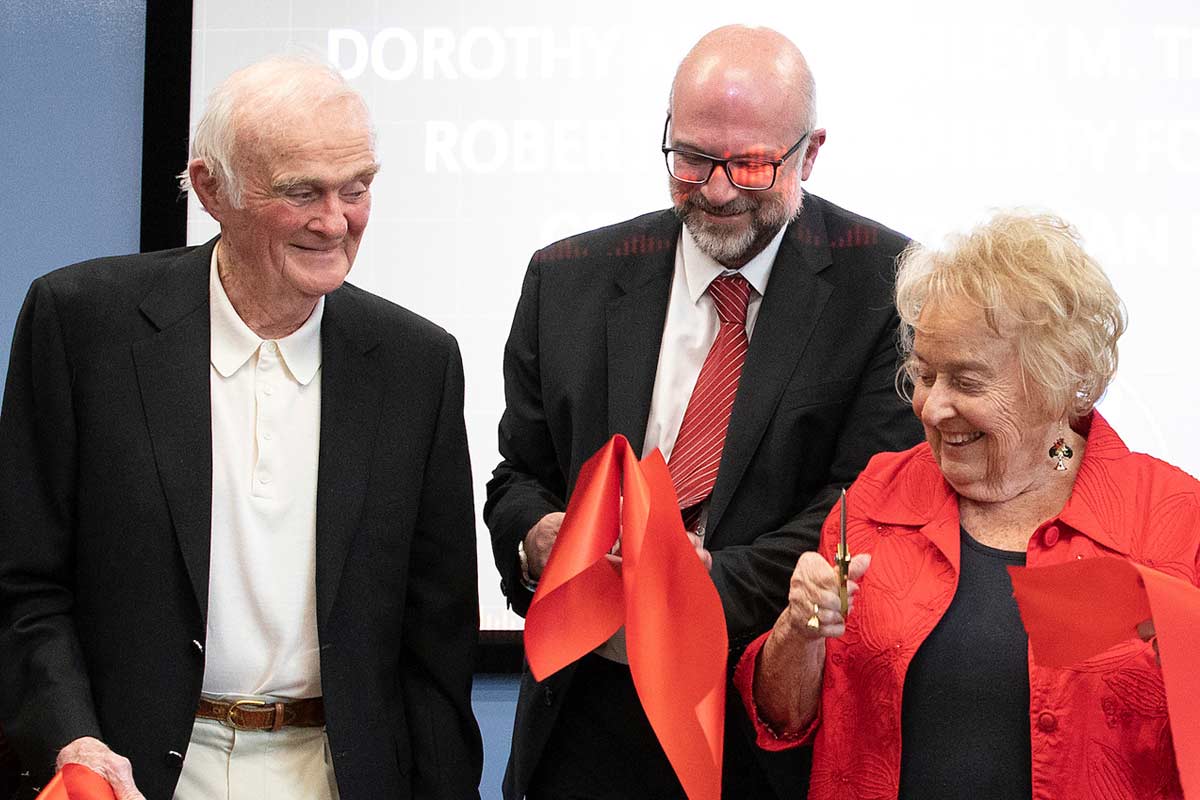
[0,239,483,800]
[485,194,924,798]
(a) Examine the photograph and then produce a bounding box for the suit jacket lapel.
[606,213,679,456]
[707,198,835,543]
[132,240,216,619]
[315,288,381,628]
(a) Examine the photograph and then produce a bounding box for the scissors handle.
[837,552,850,618]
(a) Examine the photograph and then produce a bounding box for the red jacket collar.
[859,411,1133,556]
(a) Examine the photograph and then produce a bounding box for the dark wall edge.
[140,0,193,252]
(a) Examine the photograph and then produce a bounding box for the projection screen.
[185,0,1200,630]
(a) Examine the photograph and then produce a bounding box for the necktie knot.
[708,275,751,326]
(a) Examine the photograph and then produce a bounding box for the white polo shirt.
[201,250,324,699]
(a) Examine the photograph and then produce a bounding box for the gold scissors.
[837,488,851,618]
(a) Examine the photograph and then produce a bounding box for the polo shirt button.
[192,639,204,654]
[165,750,184,766]
[1037,712,1058,732]
[543,688,555,706]
[1043,525,1060,547]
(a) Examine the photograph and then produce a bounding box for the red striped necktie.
[668,274,752,531]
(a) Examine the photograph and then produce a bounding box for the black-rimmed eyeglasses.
[661,114,810,191]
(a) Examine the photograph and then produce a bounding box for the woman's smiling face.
[910,301,1059,503]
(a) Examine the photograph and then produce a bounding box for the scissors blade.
[840,488,847,548]
[837,488,850,617]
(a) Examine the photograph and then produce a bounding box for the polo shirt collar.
[209,248,324,385]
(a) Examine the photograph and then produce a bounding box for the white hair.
[178,54,374,207]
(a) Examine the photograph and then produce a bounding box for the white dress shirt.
[641,224,785,466]
[595,223,786,663]
[202,249,325,699]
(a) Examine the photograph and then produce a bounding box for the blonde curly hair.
[895,211,1127,421]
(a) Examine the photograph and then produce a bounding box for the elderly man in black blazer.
[486,25,923,799]
[0,56,481,800]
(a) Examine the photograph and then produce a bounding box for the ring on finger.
[806,602,820,632]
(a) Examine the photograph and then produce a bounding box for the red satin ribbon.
[36,764,116,800]
[525,435,727,800]
[1009,558,1200,797]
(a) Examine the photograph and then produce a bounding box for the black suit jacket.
[485,194,924,798]
[0,239,483,800]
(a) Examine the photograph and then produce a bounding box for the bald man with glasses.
[486,25,923,799]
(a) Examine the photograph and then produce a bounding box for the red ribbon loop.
[525,435,727,800]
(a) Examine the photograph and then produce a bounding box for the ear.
[188,159,230,221]
[799,128,826,181]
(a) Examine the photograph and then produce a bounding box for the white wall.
[187,0,1200,630]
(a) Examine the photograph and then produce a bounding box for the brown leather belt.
[196,697,325,732]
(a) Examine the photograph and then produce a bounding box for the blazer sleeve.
[709,297,924,648]
[401,337,484,799]
[483,257,568,617]
[0,279,103,775]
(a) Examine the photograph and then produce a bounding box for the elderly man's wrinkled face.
[909,302,1059,504]
[219,99,377,304]
[666,85,809,267]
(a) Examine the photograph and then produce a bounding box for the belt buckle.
[225,699,267,730]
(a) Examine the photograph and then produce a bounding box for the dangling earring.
[1048,430,1074,471]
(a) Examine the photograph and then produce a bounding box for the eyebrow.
[910,352,994,374]
[273,164,382,192]
[667,140,778,161]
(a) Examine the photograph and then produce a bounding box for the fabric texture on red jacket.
[735,412,1199,800]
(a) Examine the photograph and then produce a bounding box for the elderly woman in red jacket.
[735,211,1197,799]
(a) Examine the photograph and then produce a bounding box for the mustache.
[682,193,758,216]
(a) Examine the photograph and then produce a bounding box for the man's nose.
[700,164,740,207]
[307,194,349,238]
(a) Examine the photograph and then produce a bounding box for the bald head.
[670,25,815,139]
[664,26,821,268]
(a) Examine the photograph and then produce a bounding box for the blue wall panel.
[0,0,146,381]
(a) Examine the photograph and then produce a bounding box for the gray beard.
[684,215,760,264]
[674,192,803,266]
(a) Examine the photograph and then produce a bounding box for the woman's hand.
[752,550,872,737]
[779,551,871,642]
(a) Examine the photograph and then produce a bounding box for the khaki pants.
[173,715,339,800]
